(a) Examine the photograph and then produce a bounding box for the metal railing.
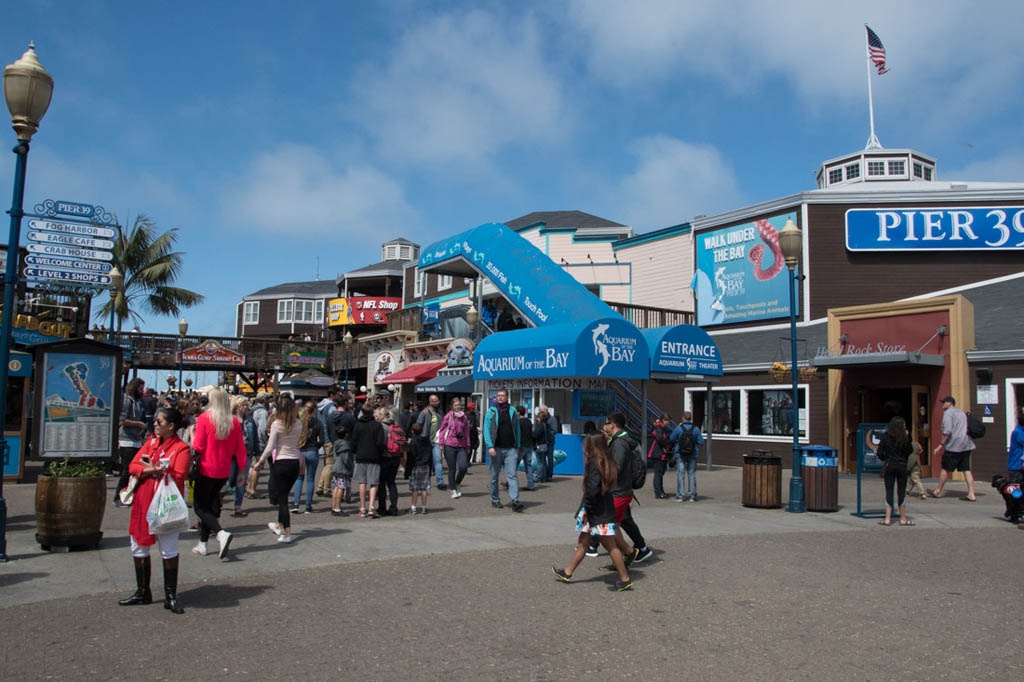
[608,302,693,328]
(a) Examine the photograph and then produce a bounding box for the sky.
[2,0,1022,354]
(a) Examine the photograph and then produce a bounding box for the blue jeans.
[292,450,319,507]
[432,443,444,486]
[230,455,250,508]
[676,454,698,499]
[518,447,535,489]
[533,446,548,482]
[489,447,520,504]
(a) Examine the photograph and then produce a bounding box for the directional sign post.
[22,199,120,292]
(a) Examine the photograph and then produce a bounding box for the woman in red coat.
[118,407,192,614]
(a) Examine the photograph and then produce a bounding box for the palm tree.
[94,214,204,331]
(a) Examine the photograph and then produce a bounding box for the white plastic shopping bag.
[146,476,191,535]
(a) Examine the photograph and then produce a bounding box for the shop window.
[845,163,860,180]
[913,162,923,178]
[687,385,808,442]
[888,160,905,175]
[828,168,843,185]
[923,167,933,180]
[747,388,806,438]
[277,299,293,323]
[413,268,423,298]
[438,274,453,291]
[243,301,259,325]
[867,161,886,176]
[314,299,324,324]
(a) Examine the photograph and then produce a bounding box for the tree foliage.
[93,214,204,330]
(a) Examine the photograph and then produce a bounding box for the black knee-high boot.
[119,556,152,605]
[162,556,184,614]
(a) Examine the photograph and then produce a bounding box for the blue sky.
[3,0,1022,350]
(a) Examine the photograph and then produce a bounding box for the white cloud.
[348,9,571,167]
[610,135,742,231]
[566,1,1024,117]
[221,144,420,236]
[943,151,1024,183]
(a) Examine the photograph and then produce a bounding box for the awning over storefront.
[415,373,475,394]
[383,361,446,384]
[811,351,945,369]
[473,317,649,380]
[642,325,723,380]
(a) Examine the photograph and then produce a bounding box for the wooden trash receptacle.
[801,446,839,512]
[742,451,782,508]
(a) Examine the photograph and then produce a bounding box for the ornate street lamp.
[342,328,353,389]
[107,266,122,344]
[778,217,806,513]
[0,43,54,562]
[177,317,188,393]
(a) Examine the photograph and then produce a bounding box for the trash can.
[742,450,782,508]
[801,445,838,512]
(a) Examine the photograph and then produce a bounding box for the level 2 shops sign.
[846,206,1024,251]
[178,340,245,366]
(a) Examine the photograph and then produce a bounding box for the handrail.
[607,301,693,329]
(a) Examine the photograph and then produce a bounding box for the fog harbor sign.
[22,199,119,295]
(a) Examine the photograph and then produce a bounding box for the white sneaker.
[268,522,283,536]
[216,530,233,559]
[450,489,458,499]
[277,534,293,544]
[453,488,463,499]
[191,542,208,556]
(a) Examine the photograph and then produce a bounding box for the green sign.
[284,350,327,369]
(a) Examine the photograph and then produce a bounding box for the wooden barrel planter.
[35,475,106,550]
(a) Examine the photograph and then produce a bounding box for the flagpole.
[865,25,882,150]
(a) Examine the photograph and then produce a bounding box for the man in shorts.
[931,396,977,501]
[603,413,654,564]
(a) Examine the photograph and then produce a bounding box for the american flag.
[866,25,890,75]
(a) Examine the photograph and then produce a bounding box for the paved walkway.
[0,465,1008,609]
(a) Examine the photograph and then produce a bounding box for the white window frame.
[845,163,860,180]
[294,299,315,323]
[384,244,399,260]
[413,268,423,298]
[438,274,453,291]
[277,299,293,323]
[399,245,412,260]
[828,168,843,185]
[243,301,259,325]
[684,383,810,444]
[314,299,324,325]
[867,160,886,176]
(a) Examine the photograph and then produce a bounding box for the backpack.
[677,424,697,454]
[629,440,647,490]
[386,422,407,455]
[966,413,985,440]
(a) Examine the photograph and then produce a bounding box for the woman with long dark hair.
[877,416,915,527]
[552,434,632,591]
[190,388,247,559]
[118,407,192,613]
[255,394,304,543]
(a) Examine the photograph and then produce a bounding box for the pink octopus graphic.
[747,218,785,280]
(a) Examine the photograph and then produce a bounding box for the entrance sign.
[693,213,797,327]
[846,206,1024,251]
[643,325,723,377]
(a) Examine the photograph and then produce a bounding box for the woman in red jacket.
[118,407,192,614]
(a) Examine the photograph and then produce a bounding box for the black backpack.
[677,424,697,454]
[966,413,985,439]
[629,441,647,489]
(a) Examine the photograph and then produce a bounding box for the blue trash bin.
[801,445,838,512]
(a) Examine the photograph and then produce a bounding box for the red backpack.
[386,422,407,455]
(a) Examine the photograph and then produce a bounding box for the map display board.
[38,351,116,458]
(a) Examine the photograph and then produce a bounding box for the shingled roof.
[243,280,338,300]
[504,210,627,231]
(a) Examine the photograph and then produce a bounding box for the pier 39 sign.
[846,206,1024,251]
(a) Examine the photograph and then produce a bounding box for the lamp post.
[0,43,54,562]
[177,317,188,394]
[778,217,806,514]
[342,328,353,390]
[107,266,122,344]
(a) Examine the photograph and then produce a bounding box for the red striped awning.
[382,361,446,384]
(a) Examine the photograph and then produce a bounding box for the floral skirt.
[575,507,616,536]
[331,474,350,491]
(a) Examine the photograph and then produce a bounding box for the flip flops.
[878,520,891,526]
[899,519,915,526]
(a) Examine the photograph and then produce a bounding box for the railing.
[608,302,693,328]
[387,306,422,333]
[613,379,677,438]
